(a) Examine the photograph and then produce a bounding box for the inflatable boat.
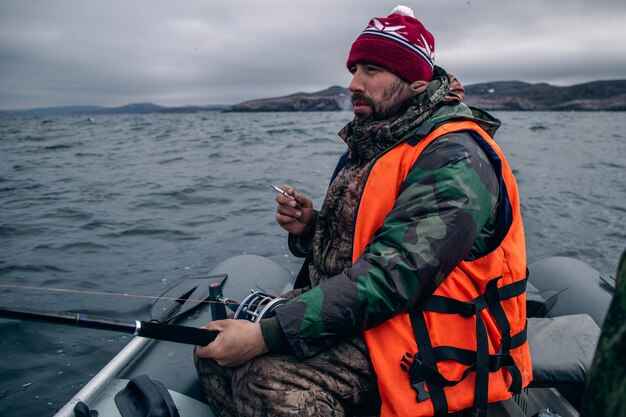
[10,255,619,417]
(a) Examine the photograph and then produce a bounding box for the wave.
[43,207,93,222]
[44,143,77,151]
[108,227,198,241]
[137,190,232,206]
[0,264,70,275]
[32,242,110,254]
[158,156,184,165]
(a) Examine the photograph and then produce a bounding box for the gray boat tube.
[54,255,294,417]
[527,256,614,326]
[54,255,613,417]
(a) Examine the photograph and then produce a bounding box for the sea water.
[0,111,624,416]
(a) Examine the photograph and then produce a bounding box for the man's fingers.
[196,320,266,366]
[275,213,295,225]
[195,336,218,357]
[290,190,312,209]
[276,204,302,219]
[275,192,299,209]
[202,320,226,332]
[278,184,312,209]
[274,184,314,235]
[197,320,226,354]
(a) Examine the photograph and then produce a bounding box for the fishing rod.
[0,306,219,346]
[0,279,224,346]
[0,275,287,345]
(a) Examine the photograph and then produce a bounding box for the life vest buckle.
[400,352,431,402]
[488,353,514,372]
[412,380,431,402]
[459,301,476,318]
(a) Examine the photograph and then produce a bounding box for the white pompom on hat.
[390,5,415,17]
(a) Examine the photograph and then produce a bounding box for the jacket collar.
[338,66,454,161]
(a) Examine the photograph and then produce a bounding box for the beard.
[351,78,412,125]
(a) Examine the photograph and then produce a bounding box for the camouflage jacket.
[261,68,502,358]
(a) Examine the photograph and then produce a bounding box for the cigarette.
[270,184,295,200]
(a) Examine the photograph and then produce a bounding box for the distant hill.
[228,80,626,112]
[227,86,351,112]
[464,80,626,111]
[2,80,624,116]
[0,102,229,116]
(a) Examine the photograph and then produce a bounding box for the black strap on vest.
[401,276,527,417]
[407,311,448,416]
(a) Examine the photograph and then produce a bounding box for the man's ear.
[410,80,429,95]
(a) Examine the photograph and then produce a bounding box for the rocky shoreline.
[4,80,624,116]
[227,86,351,112]
[229,80,626,112]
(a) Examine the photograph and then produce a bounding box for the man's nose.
[348,70,365,93]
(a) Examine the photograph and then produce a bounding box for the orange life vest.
[354,120,532,417]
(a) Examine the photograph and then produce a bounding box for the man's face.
[348,63,413,124]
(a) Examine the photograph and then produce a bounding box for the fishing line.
[0,283,240,306]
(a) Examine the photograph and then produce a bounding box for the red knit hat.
[347,5,435,82]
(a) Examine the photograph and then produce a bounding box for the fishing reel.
[233,291,287,323]
[208,279,286,322]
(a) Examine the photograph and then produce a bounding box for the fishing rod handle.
[139,321,218,346]
[0,306,218,346]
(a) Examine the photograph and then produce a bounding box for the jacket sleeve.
[287,211,318,258]
[274,133,500,358]
[287,150,348,258]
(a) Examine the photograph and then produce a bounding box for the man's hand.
[195,319,268,367]
[274,184,314,235]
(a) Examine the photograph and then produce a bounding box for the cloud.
[0,0,624,109]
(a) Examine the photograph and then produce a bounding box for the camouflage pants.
[194,335,381,417]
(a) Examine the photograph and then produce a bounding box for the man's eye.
[349,66,357,74]
[366,65,380,73]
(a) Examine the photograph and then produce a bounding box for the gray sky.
[1,0,625,110]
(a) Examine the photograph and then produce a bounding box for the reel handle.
[209,281,227,320]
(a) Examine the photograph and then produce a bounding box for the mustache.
[351,92,375,107]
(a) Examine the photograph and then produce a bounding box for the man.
[580,250,626,417]
[195,5,531,417]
